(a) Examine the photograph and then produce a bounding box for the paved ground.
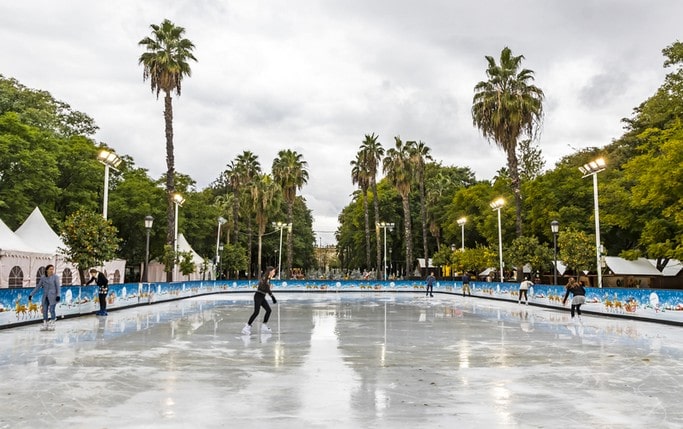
[1,291,682,428]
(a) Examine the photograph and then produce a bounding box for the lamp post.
[457,217,467,251]
[272,221,291,279]
[143,215,153,282]
[215,217,226,279]
[218,244,224,279]
[450,243,456,280]
[376,222,394,280]
[97,149,122,219]
[490,198,505,282]
[173,193,185,282]
[551,220,559,285]
[579,157,606,288]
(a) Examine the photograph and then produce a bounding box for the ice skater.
[86,269,109,315]
[462,272,471,296]
[425,271,435,297]
[518,276,533,305]
[242,266,277,335]
[28,264,61,331]
[562,277,586,321]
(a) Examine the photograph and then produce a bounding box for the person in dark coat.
[87,269,109,316]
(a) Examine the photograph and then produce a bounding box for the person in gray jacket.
[28,264,61,331]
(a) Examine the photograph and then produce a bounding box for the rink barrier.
[1,279,681,328]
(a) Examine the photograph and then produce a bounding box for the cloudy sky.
[1,1,680,245]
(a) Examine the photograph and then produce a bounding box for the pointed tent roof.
[14,207,65,255]
[177,233,205,265]
[0,217,38,253]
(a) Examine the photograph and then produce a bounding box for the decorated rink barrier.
[1,279,682,328]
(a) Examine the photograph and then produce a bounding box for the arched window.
[113,270,121,284]
[61,268,73,286]
[8,266,24,288]
[35,266,46,286]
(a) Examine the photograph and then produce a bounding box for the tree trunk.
[362,191,371,271]
[402,194,413,277]
[372,181,382,280]
[164,91,175,283]
[286,200,294,279]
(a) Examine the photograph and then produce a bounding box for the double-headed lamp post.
[490,198,505,282]
[173,193,185,282]
[272,221,292,280]
[215,217,227,279]
[97,149,122,219]
[551,220,559,285]
[376,222,394,280]
[579,157,606,288]
[457,217,467,251]
[143,215,154,282]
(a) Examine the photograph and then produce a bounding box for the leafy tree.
[138,19,197,281]
[60,209,121,284]
[178,251,196,280]
[251,173,281,276]
[383,136,415,275]
[410,140,433,266]
[558,230,595,282]
[219,243,249,279]
[506,236,553,278]
[472,46,545,237]
[359,133,385,279]
[350,152,372,270]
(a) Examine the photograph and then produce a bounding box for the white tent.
[13,207,125,286]
[0,217,53,288]
[146,233,208,282]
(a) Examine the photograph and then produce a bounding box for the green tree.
[558,230,595,282]
[350,152,372,270]
[359,133,385,279]
[410,140,433,266]
[138,19,197,281]
[251,173,281,276]
[383,136,414,276]
[472,46,545,237]
[178,251,196,280]
[506,236,553,278]
[60,209,121,284]
[272,149,308,279]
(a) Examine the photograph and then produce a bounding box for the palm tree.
[272,149,308,279]
[138,19,197,280]
[233,151,261,278]
[410,140,432,267]
[359,133,385,279]
[472,46,544,237]
[351,151,372,271]
[250,173,280,277]
[383,136,414,277]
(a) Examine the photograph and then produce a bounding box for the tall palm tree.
[359,133,385,279]
[472,46,544,237]
[272,149,308,279]
[233,151,261,278]
[383,136,414,277]
[351,151,372,271]
[138,19,197,280]
[410,140,432,267]
[250,173,280,277]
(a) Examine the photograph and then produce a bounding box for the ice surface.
[1,292,682,428]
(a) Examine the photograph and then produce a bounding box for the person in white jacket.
[28,264,61,330]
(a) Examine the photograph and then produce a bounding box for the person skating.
[562,277,586,322]
[28,264,61,331]
[86,269,109,316]
[425,271,436,297]
[242,266,277,335]
[519,276,533,305]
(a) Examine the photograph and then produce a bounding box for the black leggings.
[99,293,107,313]
[519,289,528,302]
[571,304,583,317]
[247,292,271,325]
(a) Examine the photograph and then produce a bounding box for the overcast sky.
[1,1,680,245]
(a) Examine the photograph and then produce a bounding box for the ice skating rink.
[1,292,682,429]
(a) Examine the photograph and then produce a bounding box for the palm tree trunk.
[286,200,294,279]
[419,180,429,269]
[372,181,382,280]
[164,91,175,282]
[362,191,371,271]
[402,194,413,277]
[257,232,262,279]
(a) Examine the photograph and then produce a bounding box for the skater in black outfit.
[86,269,109,315]
[562,277,586,321]
[242,266,277,335]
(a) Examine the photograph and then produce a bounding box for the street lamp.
[173,193,185,281]
[376,222,394,280]
[215,217,227,279]
[490,198,505,282]
[97,149,122,219]
[579,157,606,288]
[272,221,292,280]
[457,217,467,251]
[551,220,559,285]
[143,215,153,282]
